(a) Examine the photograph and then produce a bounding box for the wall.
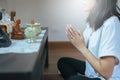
[0,0,88,41]
[0,0,8,11]
[0,0,15,13]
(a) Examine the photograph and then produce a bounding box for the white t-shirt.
[83,16,120,80]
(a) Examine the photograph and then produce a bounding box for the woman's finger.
[69,25,77,35]
[66,31,73,40]
[66,25,77,36]
[66,25,73,37]
[76,30,82,36]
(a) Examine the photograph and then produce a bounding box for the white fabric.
[0,30,46,54]
[0,21,14,33]
[83,16,120,80]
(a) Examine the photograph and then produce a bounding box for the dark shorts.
[57,57,101,80]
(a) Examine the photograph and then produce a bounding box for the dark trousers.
[57,57,101,80]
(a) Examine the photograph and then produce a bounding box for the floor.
[42,42,85,80]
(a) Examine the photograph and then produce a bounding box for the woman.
[57,0,120,80]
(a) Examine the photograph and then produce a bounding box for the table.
[0,27,48,80]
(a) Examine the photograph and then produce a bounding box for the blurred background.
[0,0,120,41]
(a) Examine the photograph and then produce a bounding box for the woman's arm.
[81,47,115,79]
[66,25,116,79]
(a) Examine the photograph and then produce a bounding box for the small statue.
[1,26,7,33]
[11,19,24,39]
[31,19,41,36]
[24,19,41,43]
[10,11,16,22]
[31,19,35,24]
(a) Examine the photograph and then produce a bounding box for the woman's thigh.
[57,57,86,75]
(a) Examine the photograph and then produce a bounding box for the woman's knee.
[57,57,75,71]
[57,57,69,68]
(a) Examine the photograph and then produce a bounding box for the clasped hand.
[66,25,86,51]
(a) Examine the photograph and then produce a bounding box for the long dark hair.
[87,0,120,30]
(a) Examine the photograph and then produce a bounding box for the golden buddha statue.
[11,19,24,39]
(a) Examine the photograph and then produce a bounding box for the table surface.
[0,30,46,54]
[0,27,48,73]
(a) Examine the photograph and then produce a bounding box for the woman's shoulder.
[103,16,120,27]
[101,16,120,31]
